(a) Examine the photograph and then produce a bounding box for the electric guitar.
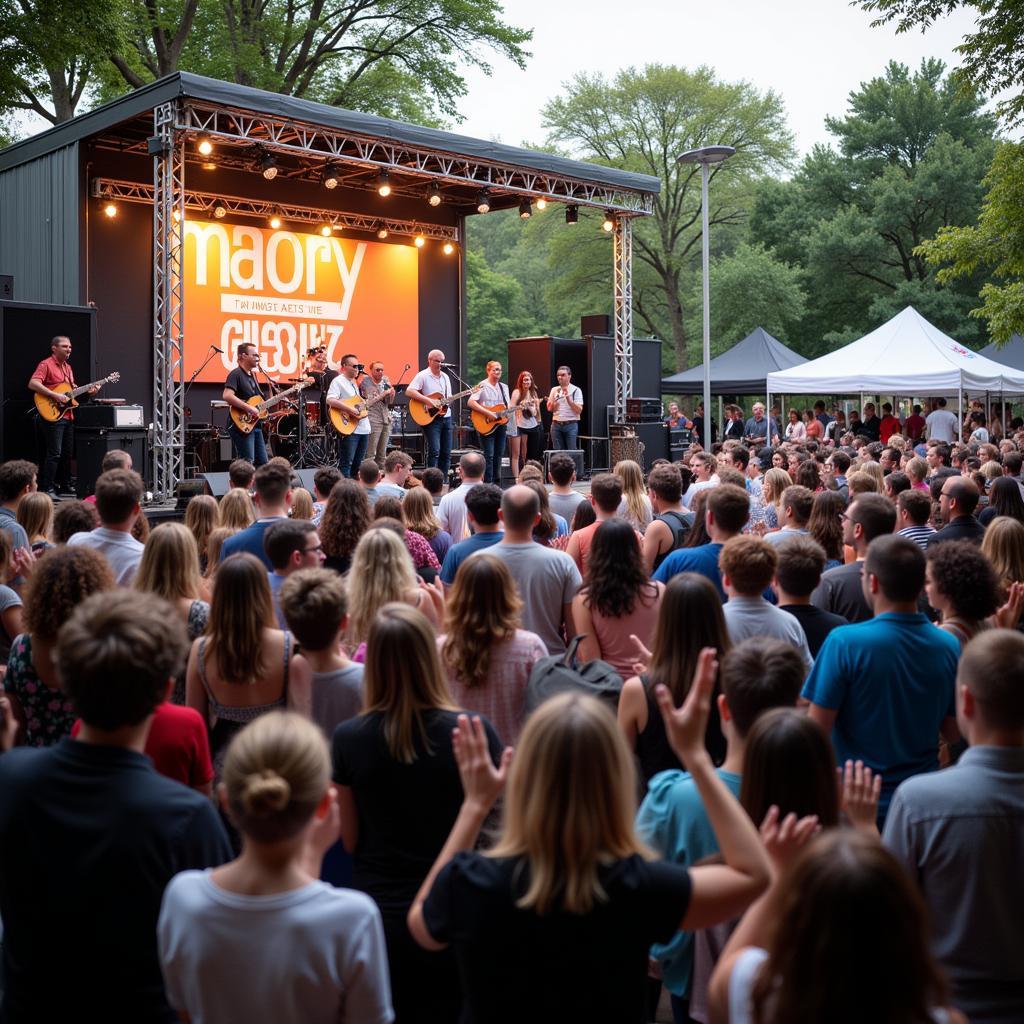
[34,372,121,422]
[329,388,393,436]
[229,378,314,434]
[408,387,477,428]
[471,403,524,436]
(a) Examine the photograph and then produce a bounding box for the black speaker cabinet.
[74,429,147,498]
[630,422,670,470]
[201,472,232,497]
[544,449,584,480]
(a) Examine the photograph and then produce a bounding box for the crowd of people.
[0,395,1022,1024]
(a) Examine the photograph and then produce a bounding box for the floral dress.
[6,633,76,746]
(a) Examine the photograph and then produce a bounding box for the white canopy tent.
[765,306,1024,439]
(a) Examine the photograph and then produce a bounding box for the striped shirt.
[898,525,935,550]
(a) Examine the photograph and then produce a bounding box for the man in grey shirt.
[883,630,1024,1024]
[547,452,586,522]
[67,468,145,586]
[488,485,581,654]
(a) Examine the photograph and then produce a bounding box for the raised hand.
[994,581,1024,629]
[655,646,717,765]
[11,546,35,579]
[839,759,882,833]
[760,805,819,874]
[453,714,512,814]
[628,633,652,677]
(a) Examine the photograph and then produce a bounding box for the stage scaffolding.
[147,94,655,498]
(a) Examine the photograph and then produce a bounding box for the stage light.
[414,234,425,248]
[377,170,392,197]
[213,203,227,219]
[427,183,442,207]
[320,224,333,237]
[476,190,491,214]
[376,223,389,239]
[519,199,532,219]
[197,137,213,156]
[536,198,547,210]
[103,202,118,218]
[172,209,182,223]
[565,205,579,225]
[442,241,455,255]
[260,152,278,180]
[269,212,282,229]
[602,210,616,232]
[322,165,339,189]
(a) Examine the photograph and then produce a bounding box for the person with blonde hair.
[846,469,880,497]
[200,526,237,601]
[0,530,23,661]
[751,468,791,533]
[615,459,653,533]
[407,650,776,1024]
[290,487,315,521]
[158,712,392,1024]
[439,554,546,745]
[333,603,502,1024]
[16,491,54,555]
[857,460,885,492]
[184,494,218,573]
[218,486,256,531]
[186,553,308,778]
[403,484,452,564]
[135,522,210,703]
[981,516,1024,601]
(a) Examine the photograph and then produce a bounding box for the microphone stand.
[442,365,477,450]
[182,346,222,407]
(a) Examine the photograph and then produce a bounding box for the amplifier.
[75,404,145,429]
[669,427,693,445]
[626,397,663,423]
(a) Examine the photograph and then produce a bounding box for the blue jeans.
[481,423,507,484]
[423,416,452,475]
[552,420,579,451]
[227,423,269,466]
[339,432,369,478]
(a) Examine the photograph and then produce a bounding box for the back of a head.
[358,459,381,486]
[589,473,623,514]
[647,464,682,505]
[762,830,946,1023]
[1004,451,1023,476]
[852,492,897,542]
[707,484,751,535]
[740,708,839,828]
[53,499,99,543]
[313,466,342,499]
[775,535,827,598]
[25,546,115,643]
[0,459,37,503]
[501,485,541,532]
[981,516,1024,585]
[781,485,814,526]
[548,452,576,487]
[884,471,911,499]
[493,691,641,914]
[421,467,445,496]
[373,495,403,521]
[460,451,486,481]
[946,476,981,517]
[56,590,187,731]
[229,458,256,489]
[100,449,132,473]
[134,521,201,601]
[960,627,1024,729]
[348,529,416,643]
[223,711,330,843]
[280,568,347,651]
[720,535,777,596]
[218,486,256,530]
[830,451,851,475]
[720,638,803,737]
[95,468,144,524]
[209,554,274,677]
[263,518,317,571]
[253,460,292,506]
[865,534,924,603]
[989,476,1024,519]
[465,482,502,526]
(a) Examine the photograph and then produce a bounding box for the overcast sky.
[456,0,991,157]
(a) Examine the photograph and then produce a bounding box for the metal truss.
[151,102,186,500]
[613,217,634,423]
[93,177,460,241]
[178,102,655,216]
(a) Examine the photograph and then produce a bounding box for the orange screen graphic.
[182,220,418,383]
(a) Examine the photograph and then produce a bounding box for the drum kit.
[266,389,335,466]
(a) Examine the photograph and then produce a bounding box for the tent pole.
[958,383,964,442]
[718,395,723,439]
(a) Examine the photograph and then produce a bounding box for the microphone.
[210,345,224,354]
[441,362,457,368]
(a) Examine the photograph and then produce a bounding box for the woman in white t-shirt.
[158,711,393,1024]
[784,409,806,441]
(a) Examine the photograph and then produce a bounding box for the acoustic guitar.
[471,403,524,437]
[34,372,121,422]
[408,387,477,428]
[329,388,392,436]
[229,378,313,434]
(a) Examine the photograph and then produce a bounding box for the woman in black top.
[332,603,501,1024]
[978,476,1024,527]
[407,650,775,1024]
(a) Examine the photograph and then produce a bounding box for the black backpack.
[525,635,623,716]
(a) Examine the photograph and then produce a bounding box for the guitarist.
[359,360,396,466]
[326,354,370,478]
[222,343,269,467]
[28,336,99,497]
[468,360,510,485]
[406,349,453,476]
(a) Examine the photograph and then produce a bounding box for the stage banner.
[182,220,418,382]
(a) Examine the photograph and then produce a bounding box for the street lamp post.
[676,145,736,445]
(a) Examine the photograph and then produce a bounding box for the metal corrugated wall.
[0,143,80,305]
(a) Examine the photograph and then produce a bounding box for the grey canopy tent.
[660,326,806,394]
[979,335,1024,371]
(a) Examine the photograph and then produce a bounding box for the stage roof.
[661,326,806,394]
[0,72,659,208]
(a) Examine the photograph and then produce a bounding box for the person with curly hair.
[319,478,370,575]
[5,546,114,745]
[439,554,546,745]
[925,540,1001,647]
[573,519,663,678]
[51,499,98,544]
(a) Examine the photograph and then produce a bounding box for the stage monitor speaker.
[1,301,96,465]
[544,449,584,481]
[201,472,232,497]
[175,480,206,511]
[74,429,147,498]
[581,314,610,336]
[294,469,318,494]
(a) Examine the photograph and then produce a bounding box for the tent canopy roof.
[766,307,1024,396]
[661,326,806,394]
[978,334,1024,372]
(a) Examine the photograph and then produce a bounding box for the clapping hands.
[655,646,717,767]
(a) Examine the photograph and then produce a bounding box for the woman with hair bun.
[158,711,393,1023]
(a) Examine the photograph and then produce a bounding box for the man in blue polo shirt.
[802,534,960,826]
[220,460,293,570]
[439,483,503,586]
[652,485,750,600]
